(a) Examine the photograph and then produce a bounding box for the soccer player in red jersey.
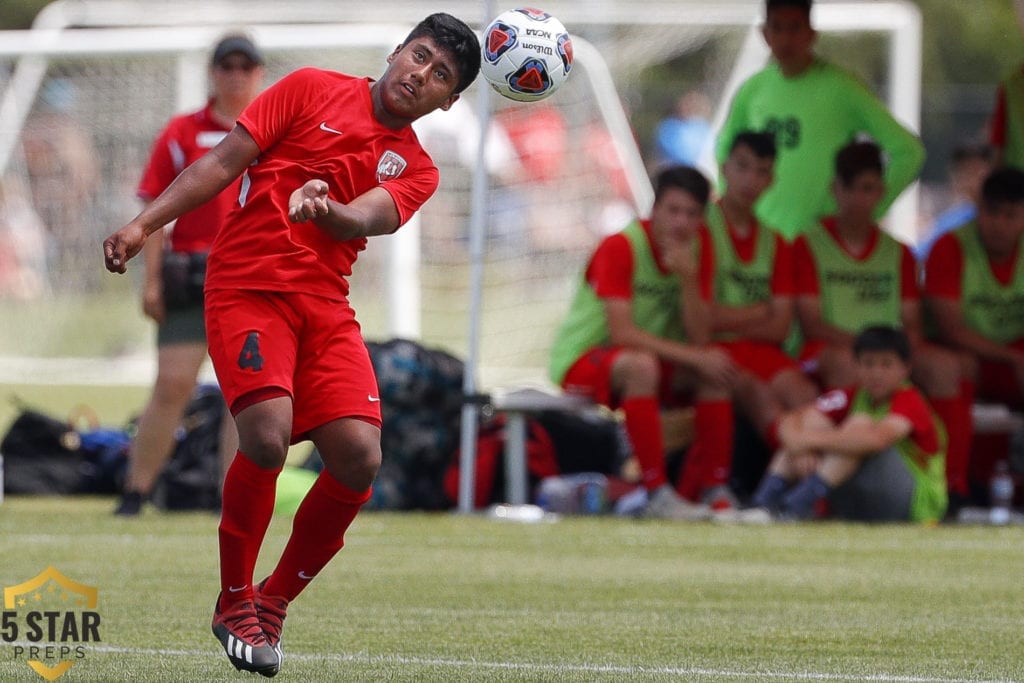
[103,14,480,677]
[705,131,817,475]
[751,326,947,523]
[114,34,265,517]
[549,166,739,521]
[923,167,1024,504]
[792,141,971,513]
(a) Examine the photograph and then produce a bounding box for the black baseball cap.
[212,34,263,66]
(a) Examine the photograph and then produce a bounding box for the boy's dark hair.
[653,165,711,207]
[403,13,481,94]
[730,131,777,160]
[853,325,911,363]
[766,0,812,16]
[835,140,884,186]
[980,167,1024,208]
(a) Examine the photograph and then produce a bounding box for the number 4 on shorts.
[238,331,264,371]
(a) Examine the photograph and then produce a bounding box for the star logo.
[3,566,102,681]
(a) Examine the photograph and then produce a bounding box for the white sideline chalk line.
[3,642,1016,683]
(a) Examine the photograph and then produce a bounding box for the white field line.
[1,642,1018,683]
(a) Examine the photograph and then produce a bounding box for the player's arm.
[140,211,167,325]
[104,126,260,273]
[850,78,925,216]
[900,299,925,349]
[288,180,402,240]
[604,298,736,385]
[605,298,703,368]
[666,229,714,346]
[712,297,791,343]
[787,411,911,457]
[796,294,855,346]
[923,234,1022,363]
[926,296,1021,364]
[715,82,751,168]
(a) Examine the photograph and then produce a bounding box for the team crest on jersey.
[376,151,407,183]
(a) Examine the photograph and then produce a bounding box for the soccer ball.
[480,7,573,102]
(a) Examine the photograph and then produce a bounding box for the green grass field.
[1,497,1022,682]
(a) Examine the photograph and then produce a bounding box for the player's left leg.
[258,417,378,650]
[257,294,381,651]
[674,361,736,510]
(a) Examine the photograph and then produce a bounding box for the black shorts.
[157,303,206,346]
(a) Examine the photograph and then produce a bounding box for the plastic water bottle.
[535,473,608,515]
[575,474,608,515]
[989,459,1014,526]
[536,476,576,513]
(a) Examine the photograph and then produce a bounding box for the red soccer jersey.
[137,100,237,252]
[923,231,1020,300]
[792,218,918,300]
[585,219,714,302]
[205,68,439,299]
[816,385,939,455]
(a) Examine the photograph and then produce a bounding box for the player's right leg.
[204,289,300,675]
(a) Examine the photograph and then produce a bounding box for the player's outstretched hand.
[289,180,330,223]
[103,223,147,274]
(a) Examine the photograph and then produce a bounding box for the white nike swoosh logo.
[319,121,343,135]
[298,571,315,580]
[227,585,248,593]
[368,395,381,402]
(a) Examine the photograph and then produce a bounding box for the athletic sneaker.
[113,490,144,516]
[254,579,288,660]
[702,485,773,524]
[211,594,281,677]
[644,484,712,521]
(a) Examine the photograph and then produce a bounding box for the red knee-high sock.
[676,400,734,501]
[219,452,281,609]
[263,471,371,602]
[621,396,668,491]
[932,393,972,497]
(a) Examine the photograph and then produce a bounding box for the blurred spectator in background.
[495,104,578,251]
[923,167,1024,502]
[654,89,712,168]
[549,166,740,520]
[20,77,101,281]
[750,325,947,523]
[704,130,817,484]
[793,141,969,507]
[0,175,49,298]
[114,34,265,516]
[914,143,994,263]
[990,62,1024,169]
[716,0,924,239]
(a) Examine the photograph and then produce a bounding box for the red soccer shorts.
[205,289,382,442]
[561,346,692,408]
[720,339,800,382]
